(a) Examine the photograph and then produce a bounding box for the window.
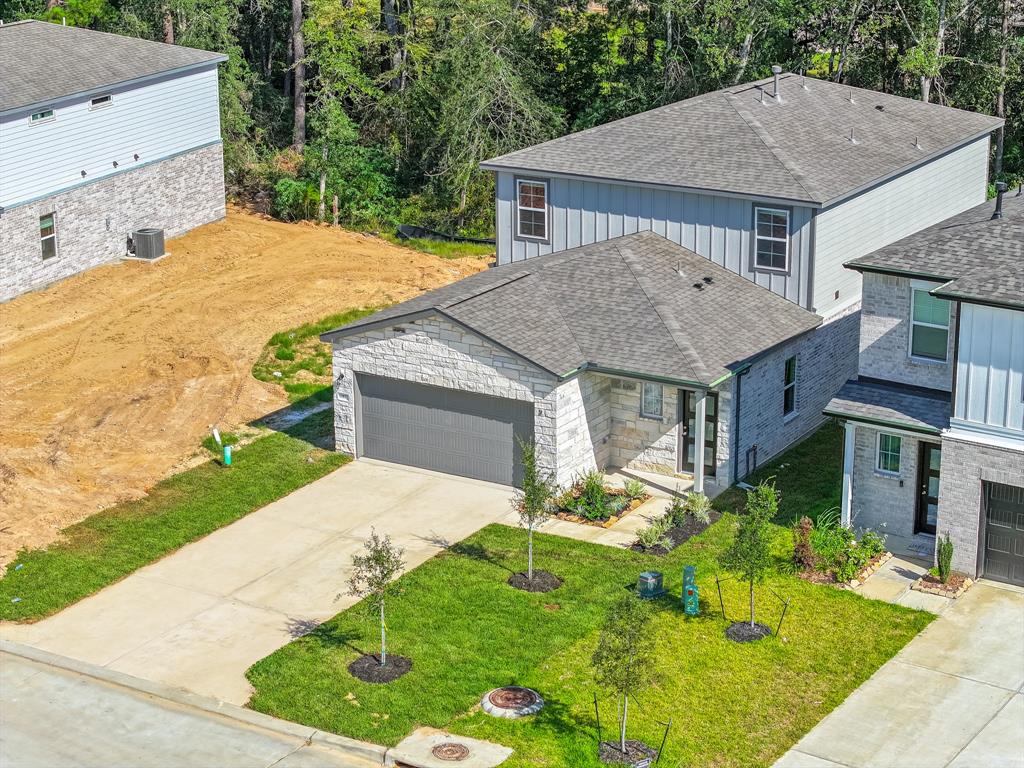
[783,356,797,416]
[910,288,950,361]
[876,433,901,474]
[89,94,113,110]
[516,180,547,240]
[30,109,54,124]
[754,207,789,270]
[640,382,663,419]
[39,213,57,260]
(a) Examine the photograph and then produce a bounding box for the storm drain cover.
[481,686,544,718]
[431,742,471,761]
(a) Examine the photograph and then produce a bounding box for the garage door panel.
[357,374,533,486]
[984,482,1024,587]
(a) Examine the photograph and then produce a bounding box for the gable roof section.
[0,20,226,114]
[846,191,1024,310]
[321,231,822,386]
[481,74,1002,207]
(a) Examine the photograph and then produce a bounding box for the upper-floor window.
[910,287,950,362]
[516,180,547,240]
[89,94,113,110]
[30,109,54,124]
[783,356,797,416]
[640,382,663,419]
[754,207,789,271]
[876,432,901,474]
[39,213,58,260]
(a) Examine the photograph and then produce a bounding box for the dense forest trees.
[3,0,1022,235]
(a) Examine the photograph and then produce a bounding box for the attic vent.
[692,282,705,291]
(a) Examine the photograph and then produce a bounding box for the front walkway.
[774,581,1024,768]
[1,460,517,705]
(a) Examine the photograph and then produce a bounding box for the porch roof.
[823,378,951,435]
[321,231,821,387]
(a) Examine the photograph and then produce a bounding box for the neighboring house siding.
[953,303,1024,438]
[0,65,222,208]
[850,426,922,542]
[937,435,1024,577]
[812,136,990,316]
[495,171,815,308]
[857,272,956,390]
[0,143,225,301]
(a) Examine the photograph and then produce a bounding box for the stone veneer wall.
[849,425,923,544]
[0,143,226,302]
[858,272,956,390]
[937,436,1024,577]
[608,378,679,475]
[554,372,611,486]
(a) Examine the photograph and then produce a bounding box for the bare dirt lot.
[0,207,488,567]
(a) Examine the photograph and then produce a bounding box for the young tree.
[722,481,778,628]
[511,438,554,581]
[347,529,405,667]
[592,594,656,755]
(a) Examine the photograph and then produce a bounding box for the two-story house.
[0,20,227,301]
[319,72,1002,496]
[825,187,1023,585]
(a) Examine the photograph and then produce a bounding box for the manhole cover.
[481,686,545,718]
[431,742,471,761]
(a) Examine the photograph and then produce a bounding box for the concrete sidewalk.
[0,643,381,768]
[1,460,517,704]
[774,581,1024,768]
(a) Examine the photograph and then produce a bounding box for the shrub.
[793,516,817,570]
[566,471,613,521]
[665,491,687,528]
[859,529,887,559]
[636,517,670,551]
[274,347,296,361]
[623,478,647,502]
[937,533,954,583]
[683,492,713,525]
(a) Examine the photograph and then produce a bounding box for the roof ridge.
[614,239,711,385]
[723,90,820,203]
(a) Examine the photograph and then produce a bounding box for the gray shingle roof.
[846,191,1024,309]
[0,20,225,113]
[481,74,1002,207]
[322,231,822,386]
[824,378,951,434]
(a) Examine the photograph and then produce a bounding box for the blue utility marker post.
[682,565,699,616]
[223,444,232,466]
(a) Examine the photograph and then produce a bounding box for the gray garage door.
[356,374,534,486]
[983,482,1024,587]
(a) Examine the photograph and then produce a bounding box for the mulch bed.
[598,739,658,766]
[554,490,651,528]
[348,653,412,683]
[725,621,772,643]
[796,551,892,589]
[913,572,972,598]
[630,511,721,556]
[508,570,563,593]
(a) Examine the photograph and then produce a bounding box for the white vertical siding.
[0,64,222,208]
[954,303,1024,436]
[495,171,814,308]
[813,136,990,316]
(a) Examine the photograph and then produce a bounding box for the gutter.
[561,363,709,390]
[821,409,942,436]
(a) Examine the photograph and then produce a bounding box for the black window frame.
[783,355,797,417]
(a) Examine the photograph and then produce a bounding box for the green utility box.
[637,570,666,599]
[682,565,699,616]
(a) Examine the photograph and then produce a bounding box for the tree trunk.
[834,0,863,82]
[332,195,339,227]
[527,527,533,581]
[921,0,949,103]
[619,693,628,753]
[291,0,306,151]
[749,579,755,628]
[733,30,754,84]
[163,6,175,44]
[318,145,327,221]
[994,0,1008,177]
[45,0,61,9]
[284,36,293,99]
[380,602,387,667]
[381,0,406,91]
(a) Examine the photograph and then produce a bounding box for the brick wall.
[859,272,955,390]
[937,436,1024,577]
[0,143,225,302]
[850,425,921,543]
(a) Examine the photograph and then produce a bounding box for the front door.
[915,442,940,535]
[679,390,717,478]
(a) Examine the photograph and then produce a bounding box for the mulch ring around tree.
[507,570,563,593]
[725,621,773,643]
[348,654,412,683]
[598,739,658,766]
[630,511,721,556]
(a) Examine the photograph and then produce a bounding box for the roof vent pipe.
[771,65,782,100]
[991,181,1007,220]
[848,88,855,104]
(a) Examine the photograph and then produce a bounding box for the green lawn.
[384,234,495,260]
[252,307,379,402]
[0,410,349,622]
[247,521,931,767]
[715,421,844,524]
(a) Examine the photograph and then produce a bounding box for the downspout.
[732,368,747,485]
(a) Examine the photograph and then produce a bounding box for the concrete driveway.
[1,460,517,704]
[774,581,1024,768]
